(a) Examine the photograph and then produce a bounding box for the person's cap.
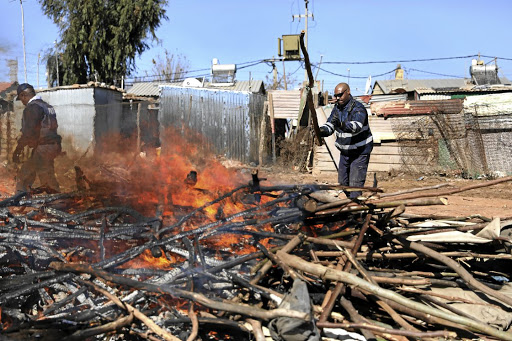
[15,83,34,101]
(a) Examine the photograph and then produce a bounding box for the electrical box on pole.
[277,34,301,61]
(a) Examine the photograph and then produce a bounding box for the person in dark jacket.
[319,82,373,199]
[13,83,62,193]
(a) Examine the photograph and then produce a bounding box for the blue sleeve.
[343,105,367,133]
[320,107,338,135]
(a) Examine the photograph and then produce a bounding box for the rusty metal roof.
[0,82,18,100]
[370,99,464,118]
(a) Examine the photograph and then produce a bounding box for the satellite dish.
[364,75,372,95]
[182,78,203,88]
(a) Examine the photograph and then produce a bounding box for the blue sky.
[1,0,512,95]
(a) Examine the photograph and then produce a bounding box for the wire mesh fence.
[388,107,512,177]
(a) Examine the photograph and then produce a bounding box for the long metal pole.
[315,54,323,81]
[303,0,309,83]
[37,53,40,88]
[55,41,59,87]
[20,0,27,83]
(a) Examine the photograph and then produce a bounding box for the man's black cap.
[15,83,34,101]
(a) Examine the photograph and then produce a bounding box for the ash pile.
[1,169,512,341]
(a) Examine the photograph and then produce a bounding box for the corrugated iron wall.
[159,86,265,163]
[37,87,124,154]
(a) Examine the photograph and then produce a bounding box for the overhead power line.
[128,59,268,82]
[405,68,466,79]
[319,54,512,65]
[481,54,512,61]
[127,54,512,84]
[315,66,398,79]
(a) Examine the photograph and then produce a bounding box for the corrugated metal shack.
[370,92,512,175]
[464,93,512,174]
[32,84,126,155]
[158,82,265,164]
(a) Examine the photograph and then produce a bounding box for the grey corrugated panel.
[37,87,123,154]
[159,86,264,163]
[232,80,265,93]
[269,90,301,119]
[197,80,265,93]
[126,82,162,97]
[128,80,265,97]
[367,94,408,102]
[418,94,452,100]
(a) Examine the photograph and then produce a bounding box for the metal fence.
[389,108,512,176]
[159,86,265,164]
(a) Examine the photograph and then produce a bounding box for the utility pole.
[37,52,40,88]
[20,0,27,83]
[293,0,314,84]
[272,57,277,90]
[282,59,287,90]
[315,54,323,82]
[54,40,59,87]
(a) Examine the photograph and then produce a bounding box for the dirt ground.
[261,166,512,219]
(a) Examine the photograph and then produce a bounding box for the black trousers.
[338,152,371,199]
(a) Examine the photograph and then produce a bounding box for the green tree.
[40,0,168,86]
[43,48,63,87]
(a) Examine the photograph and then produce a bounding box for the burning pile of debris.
[1,165,512,341]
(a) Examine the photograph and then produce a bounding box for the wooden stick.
[379,183,451,198]
[317,321,456,339]
[339,296,376,340]
[342,247,421,333]
[315,250,512,260]
[78,278,180,341]
[314,184,451,211]
[250,234,305,284]
[398,286,500,306]
[393,237,512,308]
[316,197,448,216]
[186,302,199,341]
[64,312,134,341]
[50,262,309,321]
[318,214,372,323]
[299,30,322,146]
[276,251,512,340]
[381,175,512,202]
[247,319,266,341]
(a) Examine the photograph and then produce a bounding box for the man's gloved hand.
[331,115,341,128]
[12,145,22,164]
[319,126,330,137]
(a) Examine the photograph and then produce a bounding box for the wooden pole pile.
[0,173,512,340]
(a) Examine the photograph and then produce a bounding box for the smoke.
[0,43,16,81]
[0,42,14,55]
